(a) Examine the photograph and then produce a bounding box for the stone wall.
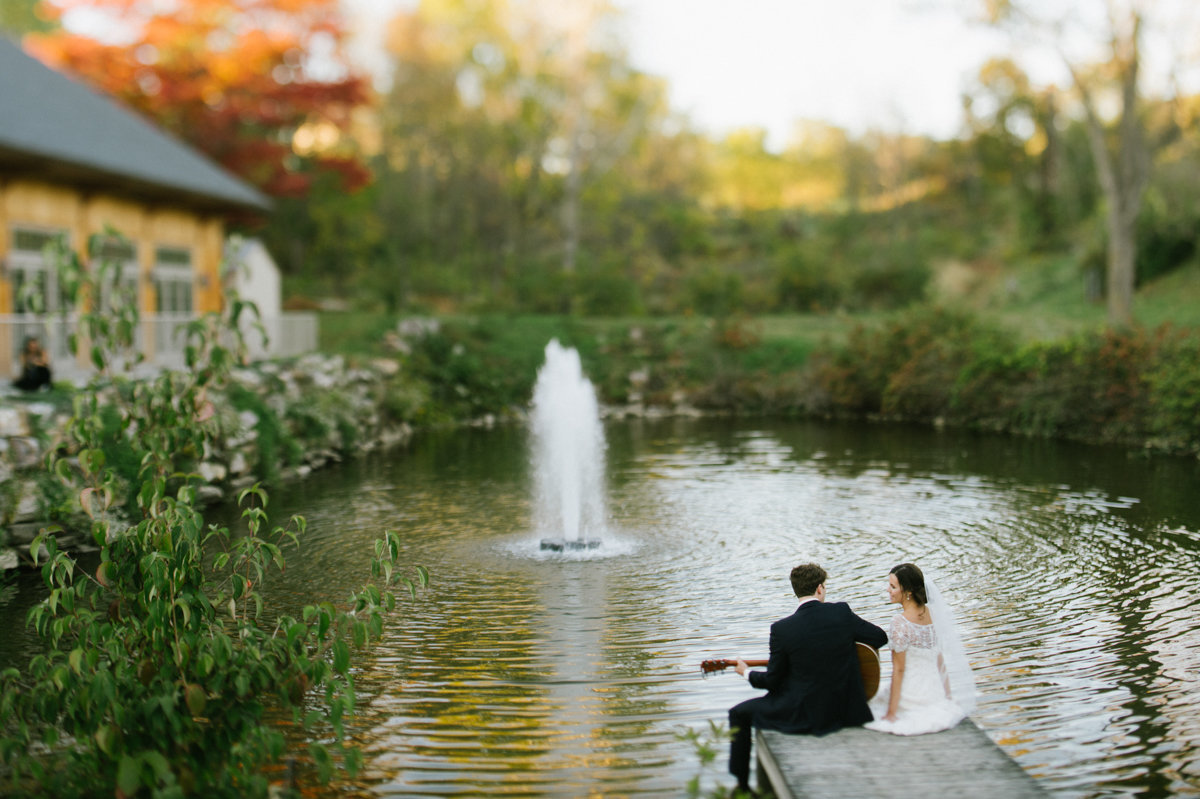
[0,354,417,570]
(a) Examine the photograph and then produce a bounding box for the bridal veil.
[925,574,977,713]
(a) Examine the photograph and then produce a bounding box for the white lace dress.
[865,613,966,735]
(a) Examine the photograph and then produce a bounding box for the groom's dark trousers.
[728,600,888,787]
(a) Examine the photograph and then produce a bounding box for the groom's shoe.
[732,783,760,798]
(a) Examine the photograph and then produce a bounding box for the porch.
[1,310,318,387]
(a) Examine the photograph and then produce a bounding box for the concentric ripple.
[215,419,1200,796]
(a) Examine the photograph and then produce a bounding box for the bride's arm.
[938,653,951,698]
[882,650,905,722]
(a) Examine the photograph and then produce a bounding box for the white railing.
[1,312,319,385]
[242,312,319,362]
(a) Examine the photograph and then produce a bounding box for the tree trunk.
[1067,12,1148,328]
[1106,204,1136,327]
[562,113,583,276]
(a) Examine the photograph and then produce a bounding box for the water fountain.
[531,340,607,552]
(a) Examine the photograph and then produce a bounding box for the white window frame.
[153,246,195,315]
[9,226,66,315]
[89,234,141,314]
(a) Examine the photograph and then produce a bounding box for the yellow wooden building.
[0,35,270,383]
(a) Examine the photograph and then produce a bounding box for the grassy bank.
[321,292,1200,457]
[320,311,849,413]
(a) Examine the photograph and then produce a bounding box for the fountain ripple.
[181,418,1200,798]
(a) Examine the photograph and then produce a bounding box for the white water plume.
[530,340,608,547]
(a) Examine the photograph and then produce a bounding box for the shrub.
[686,267,745,317]
[576,258,643,317]
[225,383,302,483]
[773,242,845,312]
[0,237,426,798]
[805,306,982,414]
[1145,327,1200,448]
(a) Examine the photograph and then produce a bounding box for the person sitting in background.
[13,335,52,391]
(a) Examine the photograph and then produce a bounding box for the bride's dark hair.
[891,563,927,606]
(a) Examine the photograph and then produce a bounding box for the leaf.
[332,640,350,675]
[117,754,140,797]
[185,683,206,716]
[344,746,363,778]
[196,400,216,423]
[287,622,307,651]
[142,751,171,780]
[173,598,191,627]
[416,565,430,587]
[310,742,333,784]
[94,724,116,756]
[352,621,366,648]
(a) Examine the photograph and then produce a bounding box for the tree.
[27,0,371,197]
[377,0,688,312]
[962,58,1077,248]
[982,0,1194,326]
[0,0,54,35]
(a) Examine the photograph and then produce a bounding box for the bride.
[865,562,976,735]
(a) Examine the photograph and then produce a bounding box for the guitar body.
[855,641,880,700]
[702,642,882,700]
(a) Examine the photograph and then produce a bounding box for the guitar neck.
[703,658,768,673]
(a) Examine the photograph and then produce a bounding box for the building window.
[153,246,194,314]
[9,227,66,314]
[89,234,140,312]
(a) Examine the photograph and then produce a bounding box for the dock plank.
[756,720,1046,799]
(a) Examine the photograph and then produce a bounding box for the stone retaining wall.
[0,354,418,569]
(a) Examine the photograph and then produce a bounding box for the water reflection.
[5,417,1200,797]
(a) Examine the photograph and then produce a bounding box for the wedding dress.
[865,613,966,735]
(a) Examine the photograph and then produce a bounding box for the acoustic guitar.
[700,642,881,700]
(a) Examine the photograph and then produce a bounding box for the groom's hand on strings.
[734,659,749,676]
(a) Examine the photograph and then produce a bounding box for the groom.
[727,563,888,795]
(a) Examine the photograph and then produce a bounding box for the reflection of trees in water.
[609,416,1200,530]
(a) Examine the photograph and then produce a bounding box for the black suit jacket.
[747,600,888,735]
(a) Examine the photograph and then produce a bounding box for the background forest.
[6,0,1199,335]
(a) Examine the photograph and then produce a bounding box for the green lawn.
[316,255,1200,362]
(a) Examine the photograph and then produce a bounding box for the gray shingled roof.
[0,35,270,213]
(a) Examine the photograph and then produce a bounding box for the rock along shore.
[0,354,422,569]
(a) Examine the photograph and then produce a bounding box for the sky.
[53,0,1200,149]
[613,0,1011,145]
[345,0,1017,148]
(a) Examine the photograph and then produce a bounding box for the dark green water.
[5,416,1200,797]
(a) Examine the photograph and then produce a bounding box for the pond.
[246,416,1200,797]
[4,416,1200,797]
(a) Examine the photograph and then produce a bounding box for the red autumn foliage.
[28,0,372,197]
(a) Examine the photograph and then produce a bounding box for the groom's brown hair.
[790,563,826,598]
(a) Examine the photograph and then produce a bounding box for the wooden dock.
[755,720,1047,799]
